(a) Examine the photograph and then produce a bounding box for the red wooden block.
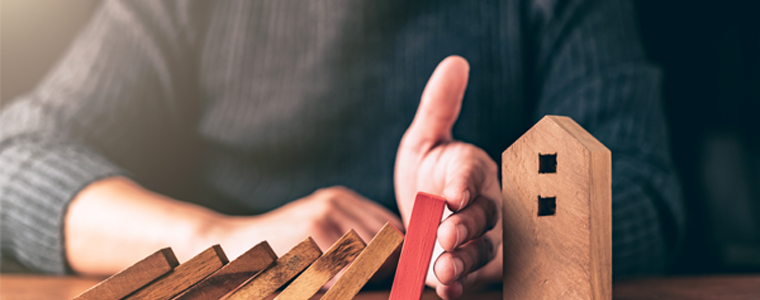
[389,192,446,300]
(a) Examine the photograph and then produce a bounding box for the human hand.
[213,186,404,287]
[394,56,503,299]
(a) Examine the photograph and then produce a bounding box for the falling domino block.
[321,222,404,300]
[389,192,446,300]
[501,115,611,299]
[172,241,277,300]
[71,248,178,300]
[226,237,323,300]
[124,245,228,300]
[274,230,366,300]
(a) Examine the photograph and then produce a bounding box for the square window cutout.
[538,196,556,216]
[539,153,557,174]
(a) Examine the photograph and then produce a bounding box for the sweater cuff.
[0,141,124,274]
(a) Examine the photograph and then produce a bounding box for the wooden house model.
[501,115,611,299]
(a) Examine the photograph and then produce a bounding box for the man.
[0,0,682,298]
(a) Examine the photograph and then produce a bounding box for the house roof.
[533,115,609,154]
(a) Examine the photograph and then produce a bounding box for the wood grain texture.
[71,248,178,300]
[274,230,366,300]
[124,245,228,300]
[226,237,323,300]
[11,274,760,300]
[173,241,277,300]
[389,192,445,300]
[2,275,503,300]
[321,223,404,300]
[613,275,760,300]
[501,115,611,299]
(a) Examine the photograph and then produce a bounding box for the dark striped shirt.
[0,0,683,276]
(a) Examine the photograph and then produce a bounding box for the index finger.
[440,145,495,212]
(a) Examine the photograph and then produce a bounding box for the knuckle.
[307,214,329,228]
[313,205,330,217]
[316,185,347,195]
[313,187,331,198]
[312,198,338,215]
[459,143,477,156]
[331,185,350,193]
[313,188,345,206]
[323,197,340,209]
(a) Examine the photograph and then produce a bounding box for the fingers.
[435,272,481,300]
[354,197,405,233]
[403,56,470,151]
[439,145,496,212]
[433,236,495,286]
[329,203,376,243]
[436,279,464,300]
[312,186,403,245]
[334,187,404,233]
[437,196,498,251]
[414,142,497,213]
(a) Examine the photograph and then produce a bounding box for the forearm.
[64,176,225,276]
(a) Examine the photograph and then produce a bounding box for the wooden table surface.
[1,274,759,299]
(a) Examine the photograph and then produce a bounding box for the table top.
[613,275,760,300]
[1,274,759,299]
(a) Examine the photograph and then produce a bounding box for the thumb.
[404,56,470,150]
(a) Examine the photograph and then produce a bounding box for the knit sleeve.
[529,0,685,276]
[0,0,204,273]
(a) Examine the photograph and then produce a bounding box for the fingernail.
[451,256,464,278]
[455,224,468,248]
[459,190,470,211]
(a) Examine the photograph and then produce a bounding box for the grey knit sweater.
[0,0,683,276]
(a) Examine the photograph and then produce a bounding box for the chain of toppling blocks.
[72,115,613,300]
[72,192,446,300]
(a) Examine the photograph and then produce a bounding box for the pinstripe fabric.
[0,0,682,277]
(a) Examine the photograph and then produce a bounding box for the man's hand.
[219,186,402,257]
[394,56,503,299]
[215,186,404,288]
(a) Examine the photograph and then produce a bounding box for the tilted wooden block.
[71,248,178,300]
[226,237,323,300]
[389,192,446,300]
[274,230,366,300]
[321,222,404,300]
[501,115,611,299]
[124,245,228,300]
[173,241,277,300]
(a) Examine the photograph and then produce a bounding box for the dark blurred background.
[636,0,760,273]
[2,0,759,274]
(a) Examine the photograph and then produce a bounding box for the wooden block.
[501,115,611,299]
[226,237,322,300]
[389,192,446,300]
[321,223,404,300]
[274,230,366,300]
[172,241,277,300]
[124,245,228,300]
[72,248,178,300]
